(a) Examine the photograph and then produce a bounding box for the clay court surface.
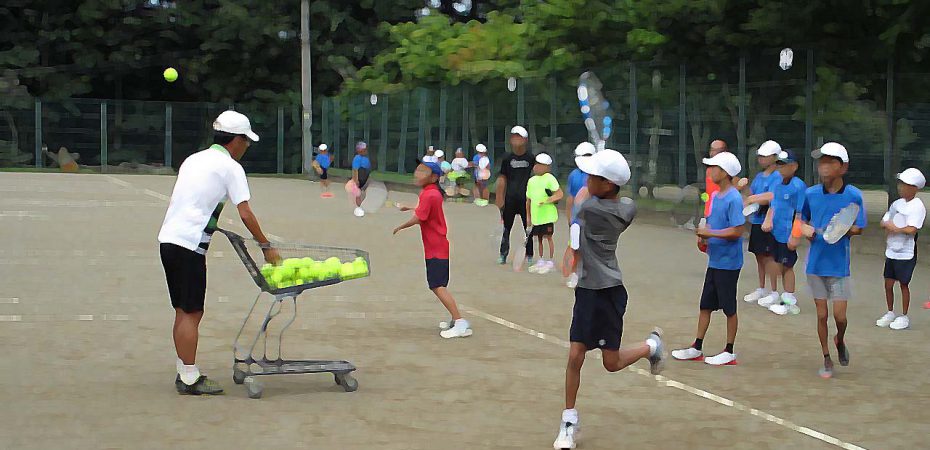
[2,172,928,449]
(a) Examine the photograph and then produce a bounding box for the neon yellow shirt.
[526,173,560,225]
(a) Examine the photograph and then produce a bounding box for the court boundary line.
[462,305,867,450]
[99,174,865,450]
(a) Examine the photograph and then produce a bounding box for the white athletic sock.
[646,338,658,357]
[176,357,184,374]
[454,319,470,329]
[179,364,201,386]
[562,408,579,424]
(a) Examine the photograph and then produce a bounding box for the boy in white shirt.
[876,168,926,330]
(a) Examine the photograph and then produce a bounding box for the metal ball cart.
[219,229,370,399]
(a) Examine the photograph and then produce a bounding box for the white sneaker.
[353,207,365,217]
[566,272,578,289]
[876,311,896,327]
[781,292,798,306]
[538,260,555,274]
[440,320,473,339]
[553,421,579,449]
[671,347,703,361]
[704,351,737,366]
[743,288,767,303]
[788,304,801,315]
[758,291,781,308]
[528,259,544,273]
[890,315,910,330]
[769,304,789,315]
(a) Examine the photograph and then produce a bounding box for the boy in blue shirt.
[351,141,372,217]
[312,143,333,198]
[743,140,783,307]
[672,151,745,366]
[800,142,866,379]
[761,149,807,314]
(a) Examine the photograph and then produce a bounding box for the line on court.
[462,305,867,450]
[0,297,20,304]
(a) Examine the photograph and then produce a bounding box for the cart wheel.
[244,377,263,399]
[233,369,246,385]
[335,373,358,392]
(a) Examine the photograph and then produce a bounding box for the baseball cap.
[422,161,443,176]
[510,126,528,138]
[213,110,259,142]
[702,151,742,176]
[434,150,444,159]
[574,142,596,157]
[811,142,848,163]
[535,153,553,165]
[318,143,328,151]
[776,149,797,164]
[475,143,487,153]
[897,168,926,189]
[756,140,781,157]
[575,149,631,186]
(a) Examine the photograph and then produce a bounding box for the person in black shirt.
[495,126,536,265]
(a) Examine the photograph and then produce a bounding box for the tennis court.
[2,172,927,449]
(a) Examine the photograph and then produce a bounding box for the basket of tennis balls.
[259,256,370,292]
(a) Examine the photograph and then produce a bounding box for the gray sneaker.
[835,337,849,366]
[176,375,224,395]
[647,327,666,375]
[497,255,507,265]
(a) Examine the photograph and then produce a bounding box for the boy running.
[158,111,280,395]
[351,141,371,217]
[761,150,807,315]
[876,168,926,330]
[553,149,666,449]
[393,161,473,339]
[496,126,535,265]
[672,151,745,366]
[743,140,782,307]
[526,153,563,274]
[313,143,333,198]
[800,142,866,378]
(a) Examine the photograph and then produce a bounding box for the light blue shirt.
[801,183,867,277]
[707,187,746,270]
[749,170,780,225]
[771,176,807,243]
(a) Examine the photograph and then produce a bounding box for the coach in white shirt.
[158,110,280,395]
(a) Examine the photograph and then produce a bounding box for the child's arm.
[746,192,774,205]
[392,215,420,235]
[761,204,775,232]
[545,188,564,204]
[696,225,743,241]
[525,197,532,228]
[569,223,581,272]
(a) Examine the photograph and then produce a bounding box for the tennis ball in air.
[163,67,178,82]
[700,192,709,202]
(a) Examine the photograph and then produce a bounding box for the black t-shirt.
[499,151,535,202]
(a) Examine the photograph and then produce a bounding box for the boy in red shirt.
[393,161,473,338]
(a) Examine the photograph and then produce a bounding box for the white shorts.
[807,275,852,301]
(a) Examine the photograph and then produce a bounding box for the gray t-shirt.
[576,197,636,289]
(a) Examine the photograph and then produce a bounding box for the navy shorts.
[570,285,628,350]
[319,168,328,180]
[700,268,740,316]
[748,224,774,255]
[425,258,450,289]
[531,223,554,237]
[160,243,207,313]
[772,241,798,268]
[884,257,917,284]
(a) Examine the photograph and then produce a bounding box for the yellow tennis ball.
[163,67,178,82]
[700,192,709,202]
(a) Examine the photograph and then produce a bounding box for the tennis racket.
[512,224,532,271]
[360,180,389,213]
[804,203,860,244]
[578,71,614,151]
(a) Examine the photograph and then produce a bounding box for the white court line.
[106,177,132,188]
[0,297,20,304]
[0,315,22,322]
[462,305,867,450]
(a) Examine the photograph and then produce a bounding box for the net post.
[100,101,108,173]
[34,99,42,168]
[165,103,173,168]
[678,64,687,187]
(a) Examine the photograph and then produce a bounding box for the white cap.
[574,142,596,156]
[897,168,926,189]
[475,143,487,153]
[756,140,781,156]
[422,155,436,163]
[510,126,528,138]
[575,149,631,186]
[434,150,444,159]
[213,110,259,142]
[811,142,849,163]
[318,143,328,151]
[703,151,742,177]
[535,153,553,165]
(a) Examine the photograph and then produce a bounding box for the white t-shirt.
[882,197,926,260]
[451,157,469,174]
[158,145,251,254]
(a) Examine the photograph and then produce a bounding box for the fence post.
[678,64,687,187]
[487,102,495,161]
[34,99,42,168]
[164,103,173,168]
[347,97,356,156]
[332,97,341,165]
[364,97,371,146]
[805,50,814,185]
[885,57,896,204]
[439,86,447,149]
[418,88,427,156]
[461,85,469,152]
[398,92,410,174]
[738,55,747,168]
[379,95,388,172]
[629,64,639,196]
[100,101,108,173]
[277,106,284,174]
[549,77,557,171]
[517,79,525,125]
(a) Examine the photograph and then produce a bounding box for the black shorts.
[160,243,207,313]
[772,241,798,268]
[570,285,628,350]
[748,224,775,255]
[884,257,917,284]
[425,258,450,290]
[319,168,328,180]
[700,268,740,316]
[531,223,554,237]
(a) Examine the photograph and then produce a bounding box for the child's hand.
[395,202,412,212]
[801,223,816,239]
[392,226,401,235]
[788,235,800,251]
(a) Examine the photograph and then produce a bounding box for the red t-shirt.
[704,167,720,218]
[415,184,450,259]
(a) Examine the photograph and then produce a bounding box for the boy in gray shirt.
[553,150,667,450]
